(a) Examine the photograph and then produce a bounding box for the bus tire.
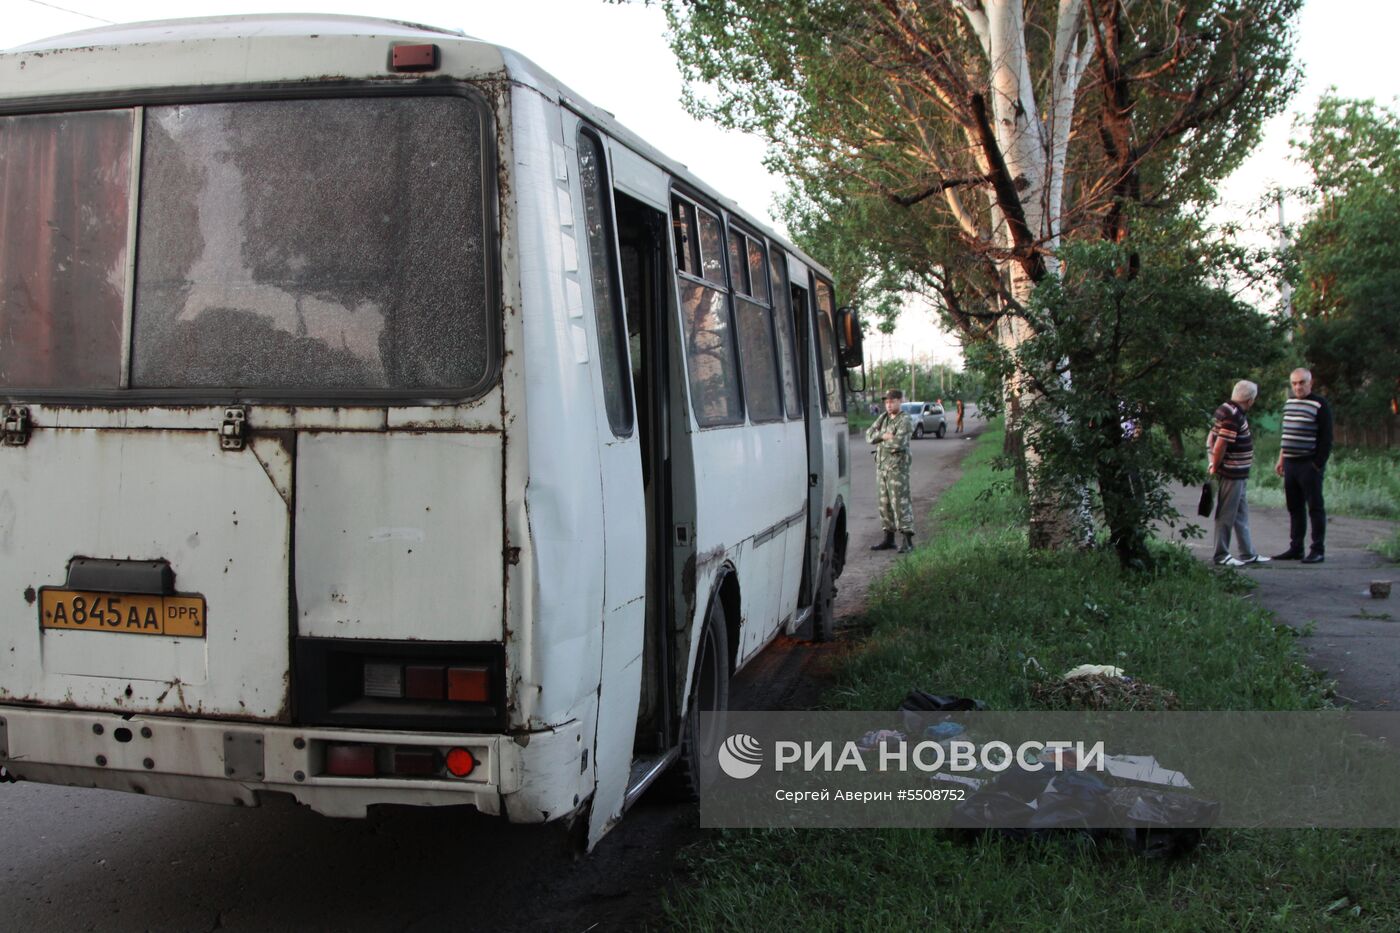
[811,560,837,642]
[658,597,731,801]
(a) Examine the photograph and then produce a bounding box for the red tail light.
[404,665,445,700]
[362,660,491,704]
[445,747,476,778]
[325,744,376,777]
[447,665,490,702]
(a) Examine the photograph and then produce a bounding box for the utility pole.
[910,345,917,399]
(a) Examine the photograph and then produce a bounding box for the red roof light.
[390,44,438,72]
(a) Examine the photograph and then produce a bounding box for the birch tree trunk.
[965,0,1090,548]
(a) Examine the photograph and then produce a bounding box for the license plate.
[39,589,207,638]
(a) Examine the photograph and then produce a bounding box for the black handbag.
[1196,481,1214,517]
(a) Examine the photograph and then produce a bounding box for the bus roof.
[1,13,829,281]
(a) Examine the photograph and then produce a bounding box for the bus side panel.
[511,87,605,741]
[687,421,804,664]
[732,419,806,667]
[558,117,650,847]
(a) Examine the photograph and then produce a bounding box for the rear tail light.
[405,665,445,700]
[319,744,477,780]
[445,747,476,778]
[298,639,504,732]
[362,662,403,698]
[326,744,376,777]
[360,661,492,704]
[447,665,490,702]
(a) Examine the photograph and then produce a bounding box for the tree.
[1290,96,1400,421]
[989,212,1284,567]
[660,0,1300,549]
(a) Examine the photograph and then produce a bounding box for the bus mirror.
[836,306,863,369]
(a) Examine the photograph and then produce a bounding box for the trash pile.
[947,749,1218,858]
[853,677,1215,858]
[1030,665,1181,711]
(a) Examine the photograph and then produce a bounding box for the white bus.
[0,15,862,849]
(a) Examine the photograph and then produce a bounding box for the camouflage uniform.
[866,409,914,534]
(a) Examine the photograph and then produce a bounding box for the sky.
[5,0,1398,368]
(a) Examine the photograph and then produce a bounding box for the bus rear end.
[0,18,566,820]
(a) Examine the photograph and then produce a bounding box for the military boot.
[871,531,896,551]
[898,533,915,554]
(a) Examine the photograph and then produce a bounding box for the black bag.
[1196,481,1214,518]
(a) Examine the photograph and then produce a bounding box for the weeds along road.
[0,410,983,933]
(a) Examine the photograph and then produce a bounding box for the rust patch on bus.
[681,554,696,607]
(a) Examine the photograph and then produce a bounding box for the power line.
[21,0,114,25]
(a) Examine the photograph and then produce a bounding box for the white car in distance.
[902,401,946,439]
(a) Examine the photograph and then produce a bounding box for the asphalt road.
[0,408,984,933]
[1165,481,1400,710]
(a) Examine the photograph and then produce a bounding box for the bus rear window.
[0,110,133,390]
[132,97,490,391]
[1,96,493,396]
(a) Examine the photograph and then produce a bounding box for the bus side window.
[728,230,750,297]
[672,200,696,276]
[731,230,781,422]
[696,207,726,287]
[767,249,802,419]
[577,128,633,437]
[813,278,845,414]
[673,195,743,427]
[746,236,769,305]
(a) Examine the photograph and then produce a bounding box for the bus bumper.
[0,705,586,821]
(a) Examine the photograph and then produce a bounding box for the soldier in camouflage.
[866,388,915,553]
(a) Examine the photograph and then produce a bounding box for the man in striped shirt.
[1208,380,1269,567]
[1273,368,1334,563]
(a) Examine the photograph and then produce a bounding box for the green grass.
[826,430,1326,713]
[663,425,1400,932]
[1246,428,1400,521]
[846,407,876,435]
[1371,529,1400,563]
[667,828,1400,931]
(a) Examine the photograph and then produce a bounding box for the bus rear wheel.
[658,598,730,801]
[811,560,837,642]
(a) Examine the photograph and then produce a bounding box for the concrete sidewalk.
[1166,483,1400,710]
